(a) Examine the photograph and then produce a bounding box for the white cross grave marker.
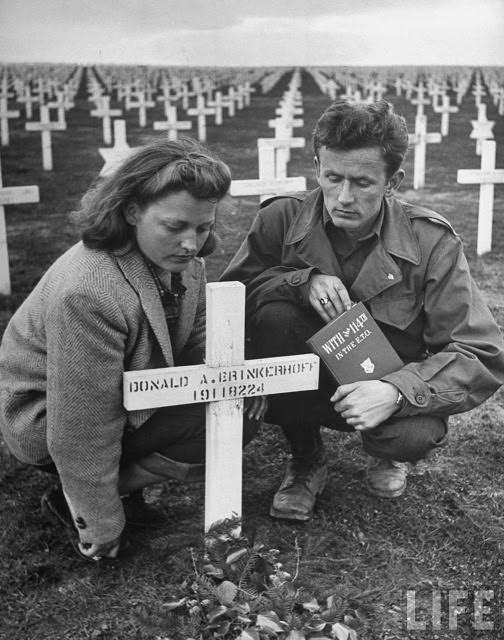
[231,176,307,203]
[0,97,19,147]
[0,152,40,294]
[123,282,319,530]
[25,105,66,171]
[99,119,134,177]
[457,140,504,256]
[408,115,442,189]
[258,137,306,180]
[433,94,459,136]
[153,106,192,141]
[91,96,122,145]
[207,91,225,125]
[129,91,155,128]
[17,85,38,119]
[410,82,431,117]
[187,95,216,142]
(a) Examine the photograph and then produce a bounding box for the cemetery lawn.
[1,69,504,640]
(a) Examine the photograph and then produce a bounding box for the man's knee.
[362,415,448,462]
[251,301,322,358]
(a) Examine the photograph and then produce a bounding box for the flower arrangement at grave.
[161,516,358,640]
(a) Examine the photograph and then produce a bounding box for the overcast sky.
[1,0,503,67]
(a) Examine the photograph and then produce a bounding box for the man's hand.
[244,395,268,421]
[78,537,121,561]
[331,380,400,431]
[308,274,352,321]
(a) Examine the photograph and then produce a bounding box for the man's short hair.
[312,99,409,177]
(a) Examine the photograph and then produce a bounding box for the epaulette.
[259,191,307,209]
[401,201,458,235]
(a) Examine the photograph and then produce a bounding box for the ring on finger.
[319,297,329,306]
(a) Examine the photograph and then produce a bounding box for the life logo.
[360,357,375,374]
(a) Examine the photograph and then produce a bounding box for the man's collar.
[322,203,384,245]
[286,188,421,266]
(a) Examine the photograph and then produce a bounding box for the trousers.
[37,403,259,474]
[249,301,447,462]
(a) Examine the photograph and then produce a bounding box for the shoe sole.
[366,480,406,498]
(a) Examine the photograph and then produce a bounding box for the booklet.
[306,301,403,384]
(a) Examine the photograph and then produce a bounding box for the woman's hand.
[78,537,121,561]
[244,395,268,421]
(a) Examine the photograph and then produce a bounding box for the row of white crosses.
[230,68,307,202]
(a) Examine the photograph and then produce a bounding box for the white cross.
[25,105,66,171]
[0,151,40,294]
[91,95,122,145]
[123,282,319,531]
[470,103,495,155]
[153,106,192,141]
[47,91,68,129]
[433,95,459,136]
[187,95,216,143]
[222,87,236,117]
[258,137,305,181]
[240,81,256,107]
[472,83,487,107]
[411,83,431,118]
[99,119,134,177]
[457,140,504,256]
[408,115,442,190]
[206,91,225,125]
[231,176,307,203]
[0,97,19,147]
[128,91,155,128]
[17,85,38,119]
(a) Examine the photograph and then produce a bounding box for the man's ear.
[386,169,405,195]
[314,155,320,179]
[124,203,139,225]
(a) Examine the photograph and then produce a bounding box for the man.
[221,99,504,522]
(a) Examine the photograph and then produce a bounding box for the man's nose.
[337,180,353,204]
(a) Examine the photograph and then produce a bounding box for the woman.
[0,137,265,561]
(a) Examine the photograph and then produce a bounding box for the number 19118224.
[193,382,265,402]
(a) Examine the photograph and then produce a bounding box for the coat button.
[75,516,87,529]
[415,394,426,404]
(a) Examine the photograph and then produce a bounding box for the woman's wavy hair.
[73,136,232,255]
[312,99,409,178]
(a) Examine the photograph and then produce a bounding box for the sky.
[0,0,503,67]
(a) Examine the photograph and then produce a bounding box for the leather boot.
[270,425,328,521]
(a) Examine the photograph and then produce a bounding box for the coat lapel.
[114,247,174,365]
[285,189,344,278]
[351,197,421,301]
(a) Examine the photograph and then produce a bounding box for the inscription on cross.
[124,282,319,530]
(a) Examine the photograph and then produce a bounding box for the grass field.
[1,66,504,640]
